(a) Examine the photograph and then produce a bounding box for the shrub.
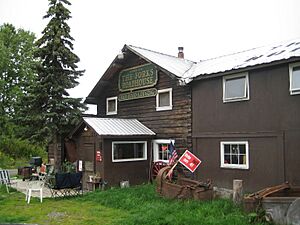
[0,135,46,168]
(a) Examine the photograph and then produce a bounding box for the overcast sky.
[1,0,300,113]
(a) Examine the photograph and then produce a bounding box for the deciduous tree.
[0,23,37,136]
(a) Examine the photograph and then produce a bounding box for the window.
[220,141,249,169]
[156,88,172,111]
[289,62,300,95]
[152,139,174,163]
[112,141,147,162]
[223,73,249,102]
[106,97,117,115]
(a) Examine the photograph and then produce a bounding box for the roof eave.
[124,44,181,80]
[193,56,300,81]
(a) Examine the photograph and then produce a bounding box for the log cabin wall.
[47,143,55,163]
[95,137,104,180]
[75,128,96,189]
[48,137,62,171]
[96,64,192,154]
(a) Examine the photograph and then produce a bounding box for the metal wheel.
[152,161,168,180]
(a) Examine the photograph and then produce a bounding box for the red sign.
[96,150,102,162]
[178,150,202,173]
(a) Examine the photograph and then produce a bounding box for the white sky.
[1,0,300,113]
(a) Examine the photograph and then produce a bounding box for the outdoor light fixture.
[117,53,124,59]
[117,51,124,59]
[84,126,88,131]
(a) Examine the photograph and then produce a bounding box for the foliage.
[0,23,38,137]
[0,151,14,168]
[61,160,76,173]
[0,136,46,159]
[20,0,86,144]
[247,208,270,224]
[0,151,30,169]
[0,184,270,225]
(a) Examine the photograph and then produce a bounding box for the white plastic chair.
[25,180,44,204]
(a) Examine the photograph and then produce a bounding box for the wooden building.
[65,45,193,187]
[190,39,300,191]
[49,38,300,191]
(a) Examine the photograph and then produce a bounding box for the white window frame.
[106,96,117,115]
[223,73,249,103]
[112,141,147,162]
[220,141,249,169]
[289,62,300,95]
[152,139,175,163]
[156,88,173,111]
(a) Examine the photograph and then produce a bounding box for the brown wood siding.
[192,63,300,191]
[47,143,55,162]
[96,69,192,154]
[95,137,104,179]
[103,138,152,186]
[48,136,62,171]
[193,135,285,192]
[75,128,96,189]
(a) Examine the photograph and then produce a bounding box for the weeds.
[0,184,270,225]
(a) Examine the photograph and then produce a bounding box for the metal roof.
[83,117,156,136]
[85,38,300,103]
[127,45,195,78]
[186,39,300,81]
[126,38,300,83]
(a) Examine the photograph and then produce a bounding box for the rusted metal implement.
[245,182,291,200]
[244,183,300,225]
[243,182,291,212]
[156,166,213,200]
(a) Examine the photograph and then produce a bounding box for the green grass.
[0,184,269,225]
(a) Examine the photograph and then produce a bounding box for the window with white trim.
[106,96,117,115]
[220,141,249,169]
[112,141,147,162]
[152,139,174,163]
[223,73,249,102]
[156,88,172,111]
[289,62,300,95]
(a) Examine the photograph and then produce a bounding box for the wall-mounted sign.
[119,88,157,101]
[119,64,157,92]
[96,150,102,162]
[78,160,82,172]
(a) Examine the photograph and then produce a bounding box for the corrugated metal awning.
[83,117,156,136]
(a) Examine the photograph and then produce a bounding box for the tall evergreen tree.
[24,0,86,143]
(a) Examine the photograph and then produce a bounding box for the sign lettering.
[178,150,202,173]
[119,88,157,101]
[119,64,157,92]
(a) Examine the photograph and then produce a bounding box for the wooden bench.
[46,172,83,198]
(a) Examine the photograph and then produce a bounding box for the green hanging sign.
[118,88,157,101]
[119,64,158,92]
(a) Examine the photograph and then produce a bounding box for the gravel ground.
[11,179,52,198]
